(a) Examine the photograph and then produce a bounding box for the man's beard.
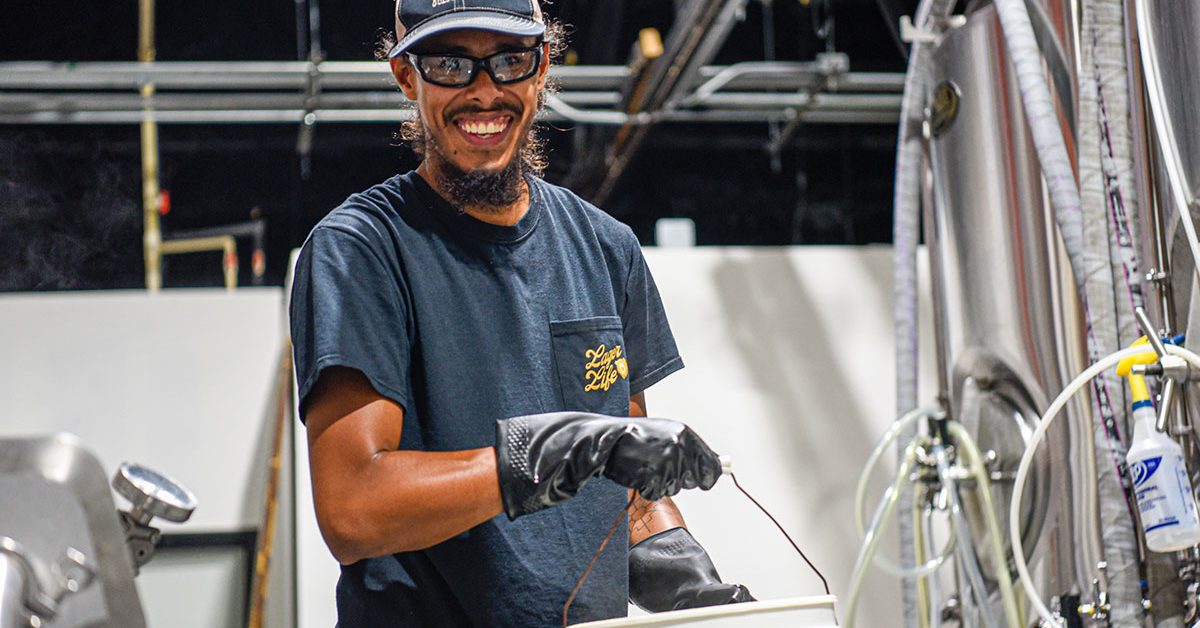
[423,112,533,214]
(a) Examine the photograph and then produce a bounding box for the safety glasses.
[406,44,543,88]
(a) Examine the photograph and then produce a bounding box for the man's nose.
[463,67,505,105]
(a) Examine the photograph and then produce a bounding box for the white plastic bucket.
[574,595,840,627]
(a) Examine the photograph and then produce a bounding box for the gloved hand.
[628,527,755,613]
[495,412,721,520]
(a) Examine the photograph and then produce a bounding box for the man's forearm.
[629,492,687,545]
[310,443,503,563]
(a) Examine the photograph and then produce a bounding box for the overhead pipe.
[592,0,750,204]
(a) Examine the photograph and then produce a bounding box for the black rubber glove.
[628,527,756,613]
[495,412,721,520]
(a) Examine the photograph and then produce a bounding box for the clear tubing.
[934,443,1000,628]
[1009,344,1200,626]
[846,441,920,628]
[855,407,956,577]
[924,505,943,628]
[913,494,931,628]
[946,422,1024,628]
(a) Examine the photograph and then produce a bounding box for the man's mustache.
[442,101,523,126]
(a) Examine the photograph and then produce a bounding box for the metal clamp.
[1132,307,1191,432]
[1077,562,1111,621]
[0,537,95,622]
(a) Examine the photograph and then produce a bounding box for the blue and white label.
[1132,456,1162,487]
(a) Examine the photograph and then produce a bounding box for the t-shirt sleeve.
[289,225,412,421]
[620,232,684,394]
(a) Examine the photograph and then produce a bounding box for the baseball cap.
[387,0,546,59]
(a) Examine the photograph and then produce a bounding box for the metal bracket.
[1132,307,1192,432]
[118,511,162,574]
[899,14,967,45]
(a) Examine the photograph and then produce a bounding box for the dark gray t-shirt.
[289,172,683,627]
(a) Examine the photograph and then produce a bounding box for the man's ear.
[391,57,419,100]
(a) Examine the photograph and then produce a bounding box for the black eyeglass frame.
[405,44,545,88]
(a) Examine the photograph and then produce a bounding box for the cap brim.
[387,11,545,58]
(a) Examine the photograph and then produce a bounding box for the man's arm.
[305,366,503,564]
[627,391,687,543]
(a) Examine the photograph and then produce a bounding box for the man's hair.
[376,17,567,175]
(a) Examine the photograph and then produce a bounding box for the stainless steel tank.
[924,2,1102,617]
[0,555,28,628]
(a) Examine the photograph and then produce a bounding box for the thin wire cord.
[563,494,637,628]
[562,474,831,627]
[730,472,831,596]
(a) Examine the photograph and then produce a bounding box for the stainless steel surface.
[1137,0,1200,208]
[1136,0,1200,324]
[0,537,95,625]
[925,3,1100,612]
[0,434,147,628]
[0,555,28,628]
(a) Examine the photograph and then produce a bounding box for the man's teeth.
[459,119,508,135]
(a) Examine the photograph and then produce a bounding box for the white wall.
[644,246,937,626]
[0,246,935,627]
[0,288,289,628]
[291,245,937,627]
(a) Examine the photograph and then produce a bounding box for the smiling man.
[289,0,752,625]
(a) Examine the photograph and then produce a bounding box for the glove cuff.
[495,416,540,520]
[628,527,755,612]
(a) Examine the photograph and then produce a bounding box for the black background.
[0,0,915,290]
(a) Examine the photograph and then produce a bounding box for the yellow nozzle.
[1116,336,1157,403]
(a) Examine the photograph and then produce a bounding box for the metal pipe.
[0,61,909,94]
[139,0,162,292]
[0,62,642,91]
[0,106,901,126]
[159,235,239,289]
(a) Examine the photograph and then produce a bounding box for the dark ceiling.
[0,0,914,290]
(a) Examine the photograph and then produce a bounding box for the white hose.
[1010,344,1200,625]
[855,407,956,578]
[992,0,1088,286]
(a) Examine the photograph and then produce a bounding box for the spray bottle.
[1118,338,1200,552]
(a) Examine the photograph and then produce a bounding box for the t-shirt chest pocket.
[549,316,631,415]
